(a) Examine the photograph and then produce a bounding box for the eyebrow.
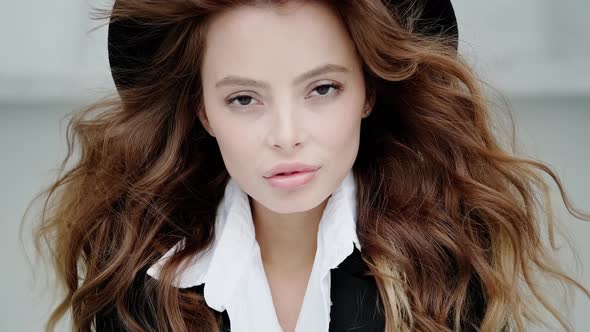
[214,63,349,89]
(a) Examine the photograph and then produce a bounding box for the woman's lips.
[264,168,319,190]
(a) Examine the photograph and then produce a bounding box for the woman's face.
[199,1,371,214]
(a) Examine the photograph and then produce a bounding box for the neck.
[250,196,330,273]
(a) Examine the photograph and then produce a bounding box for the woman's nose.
[267,106,304,151]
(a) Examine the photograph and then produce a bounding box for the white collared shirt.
[146,169,361,332]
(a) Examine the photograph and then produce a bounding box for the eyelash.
[225,82,343,109]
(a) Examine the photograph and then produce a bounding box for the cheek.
[206,110,258,174]
[316,103,362,153]
[216,125,256,171]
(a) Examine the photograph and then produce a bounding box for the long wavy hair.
[22,0,590,331]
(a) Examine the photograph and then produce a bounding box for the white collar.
[147,168,361,326]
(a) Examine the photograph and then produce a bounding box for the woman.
[28,0,589,331]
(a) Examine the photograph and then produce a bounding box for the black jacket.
[95,247,485,331]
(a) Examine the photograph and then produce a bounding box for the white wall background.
[1,0,589,331]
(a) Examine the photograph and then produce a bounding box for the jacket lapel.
[328,246,385,331]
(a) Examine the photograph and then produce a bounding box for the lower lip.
[264,169,319,190]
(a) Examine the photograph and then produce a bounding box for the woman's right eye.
[226,94,260,110]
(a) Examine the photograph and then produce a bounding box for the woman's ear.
[362,86,376,118]
[197,107,215,137]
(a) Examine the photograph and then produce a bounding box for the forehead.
[201,1,361,84]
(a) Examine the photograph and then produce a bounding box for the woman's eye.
[309,83,342,98]
[226,95,258,107]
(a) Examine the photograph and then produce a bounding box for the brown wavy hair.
[22,0,590,331]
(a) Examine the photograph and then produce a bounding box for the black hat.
[107,0,458,90]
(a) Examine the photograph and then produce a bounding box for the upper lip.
[264,162,320,178]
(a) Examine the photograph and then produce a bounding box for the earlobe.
[362,87,376,118]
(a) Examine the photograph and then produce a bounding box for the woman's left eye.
[309,83,342,98]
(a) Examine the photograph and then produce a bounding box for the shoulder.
[94,265,157,331]
[329,246,385,331]
[94,265,228,331]
[329,247,487,331]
